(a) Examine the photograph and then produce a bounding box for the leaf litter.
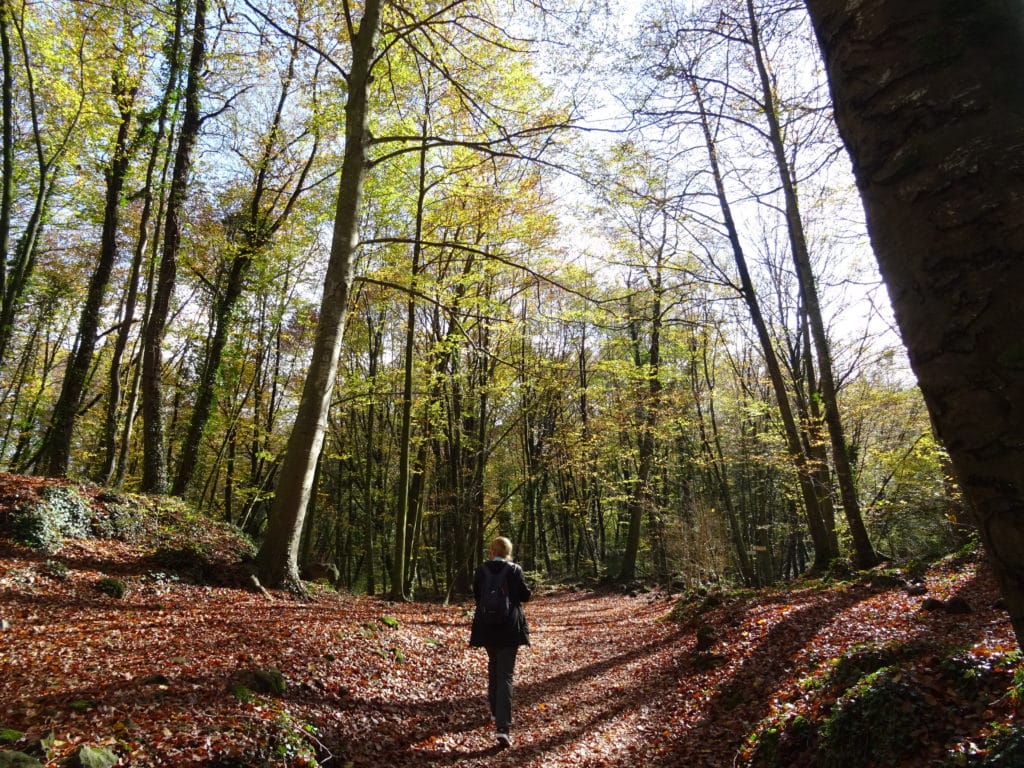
[0,497,1020,766]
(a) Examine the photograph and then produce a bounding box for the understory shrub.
[821,641,916,694]
[976,723,1024,766]
[13,486,93,553]
[819,666,933,768]
[41,560,68,580]
[149,542,218,583]
[748,651,936,767]
[747,713,816,768]
[95,577,127,599]
[90,493,149,542]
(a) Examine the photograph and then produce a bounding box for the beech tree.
[40,7,144,477]
[140,0,208,493]
[255,0,566,590]
[254,0,384,590]
[171,12,321,497]
[802,0,1024,648]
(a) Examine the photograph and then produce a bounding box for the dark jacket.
[468,560,532,648]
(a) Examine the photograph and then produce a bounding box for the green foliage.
[74,744,119,768]
[41,560,68,580]
[94,577,127,599]
[1008,652,1024,705]
[0,731,23,744]
[747,714,815,768]
[231,685,255,703]
[0,752,42,768]
[13,486,93,553]
[266,709,318,764]
[380,615,400,629]
[90,494,149,542]
[819,666,933,768]
[68,700,96,712]
[820,641,916,695]
[976,722,1024,767]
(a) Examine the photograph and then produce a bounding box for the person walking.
[469,536,532,749]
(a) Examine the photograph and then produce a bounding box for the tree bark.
[691,72,836,570]
[255,0,383,590]
[803,0,1024,645]
[140,0,206,493]
[0,0,12,301]
[390,126,428,601]
[746,0,877,568]
[42,69,135,477]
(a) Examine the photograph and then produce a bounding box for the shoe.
[496,732,511,749]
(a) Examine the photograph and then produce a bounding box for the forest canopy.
[0,0,964,599]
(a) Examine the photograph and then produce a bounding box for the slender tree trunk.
[803,0,1024,646]
[795,316,840,555]
[141,0,206,493]
[172,253,249,495]
[746,0,877,568]
[256,0,383,590]
[0,3,70,370]
[363,321,382,596]
[391,126,428,601]
[619,277,663,582]
[692,331,755,585]
[0,0,13,299]
[42,70,135,476]
[104,52,181,485]
[173,26,312,497]
[691,73,836,570]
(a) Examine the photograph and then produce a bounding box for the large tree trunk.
[803,0,1024,646]
[255,0,383,591]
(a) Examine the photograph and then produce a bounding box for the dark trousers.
[486,645,519,732]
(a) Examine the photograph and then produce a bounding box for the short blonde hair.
[489,536,513,559]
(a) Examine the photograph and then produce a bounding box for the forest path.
[0,536,1016,768]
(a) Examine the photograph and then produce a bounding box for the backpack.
[477,564,511,626]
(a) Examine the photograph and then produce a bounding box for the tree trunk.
[172,27,312,497]
[0,1,71,371]
[255,0,383,590]
[0,0,13,302]
[172,252,249,495]
[390,126,428,601]
[692,330,755,585]
[101,20,182,485]
[140,0,206,493]
[691,74,836,570]
[746,0,878,569]
[803,0,1024,645]
[42,69,135,477]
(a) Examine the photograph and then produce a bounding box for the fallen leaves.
[0,512,1020,767]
